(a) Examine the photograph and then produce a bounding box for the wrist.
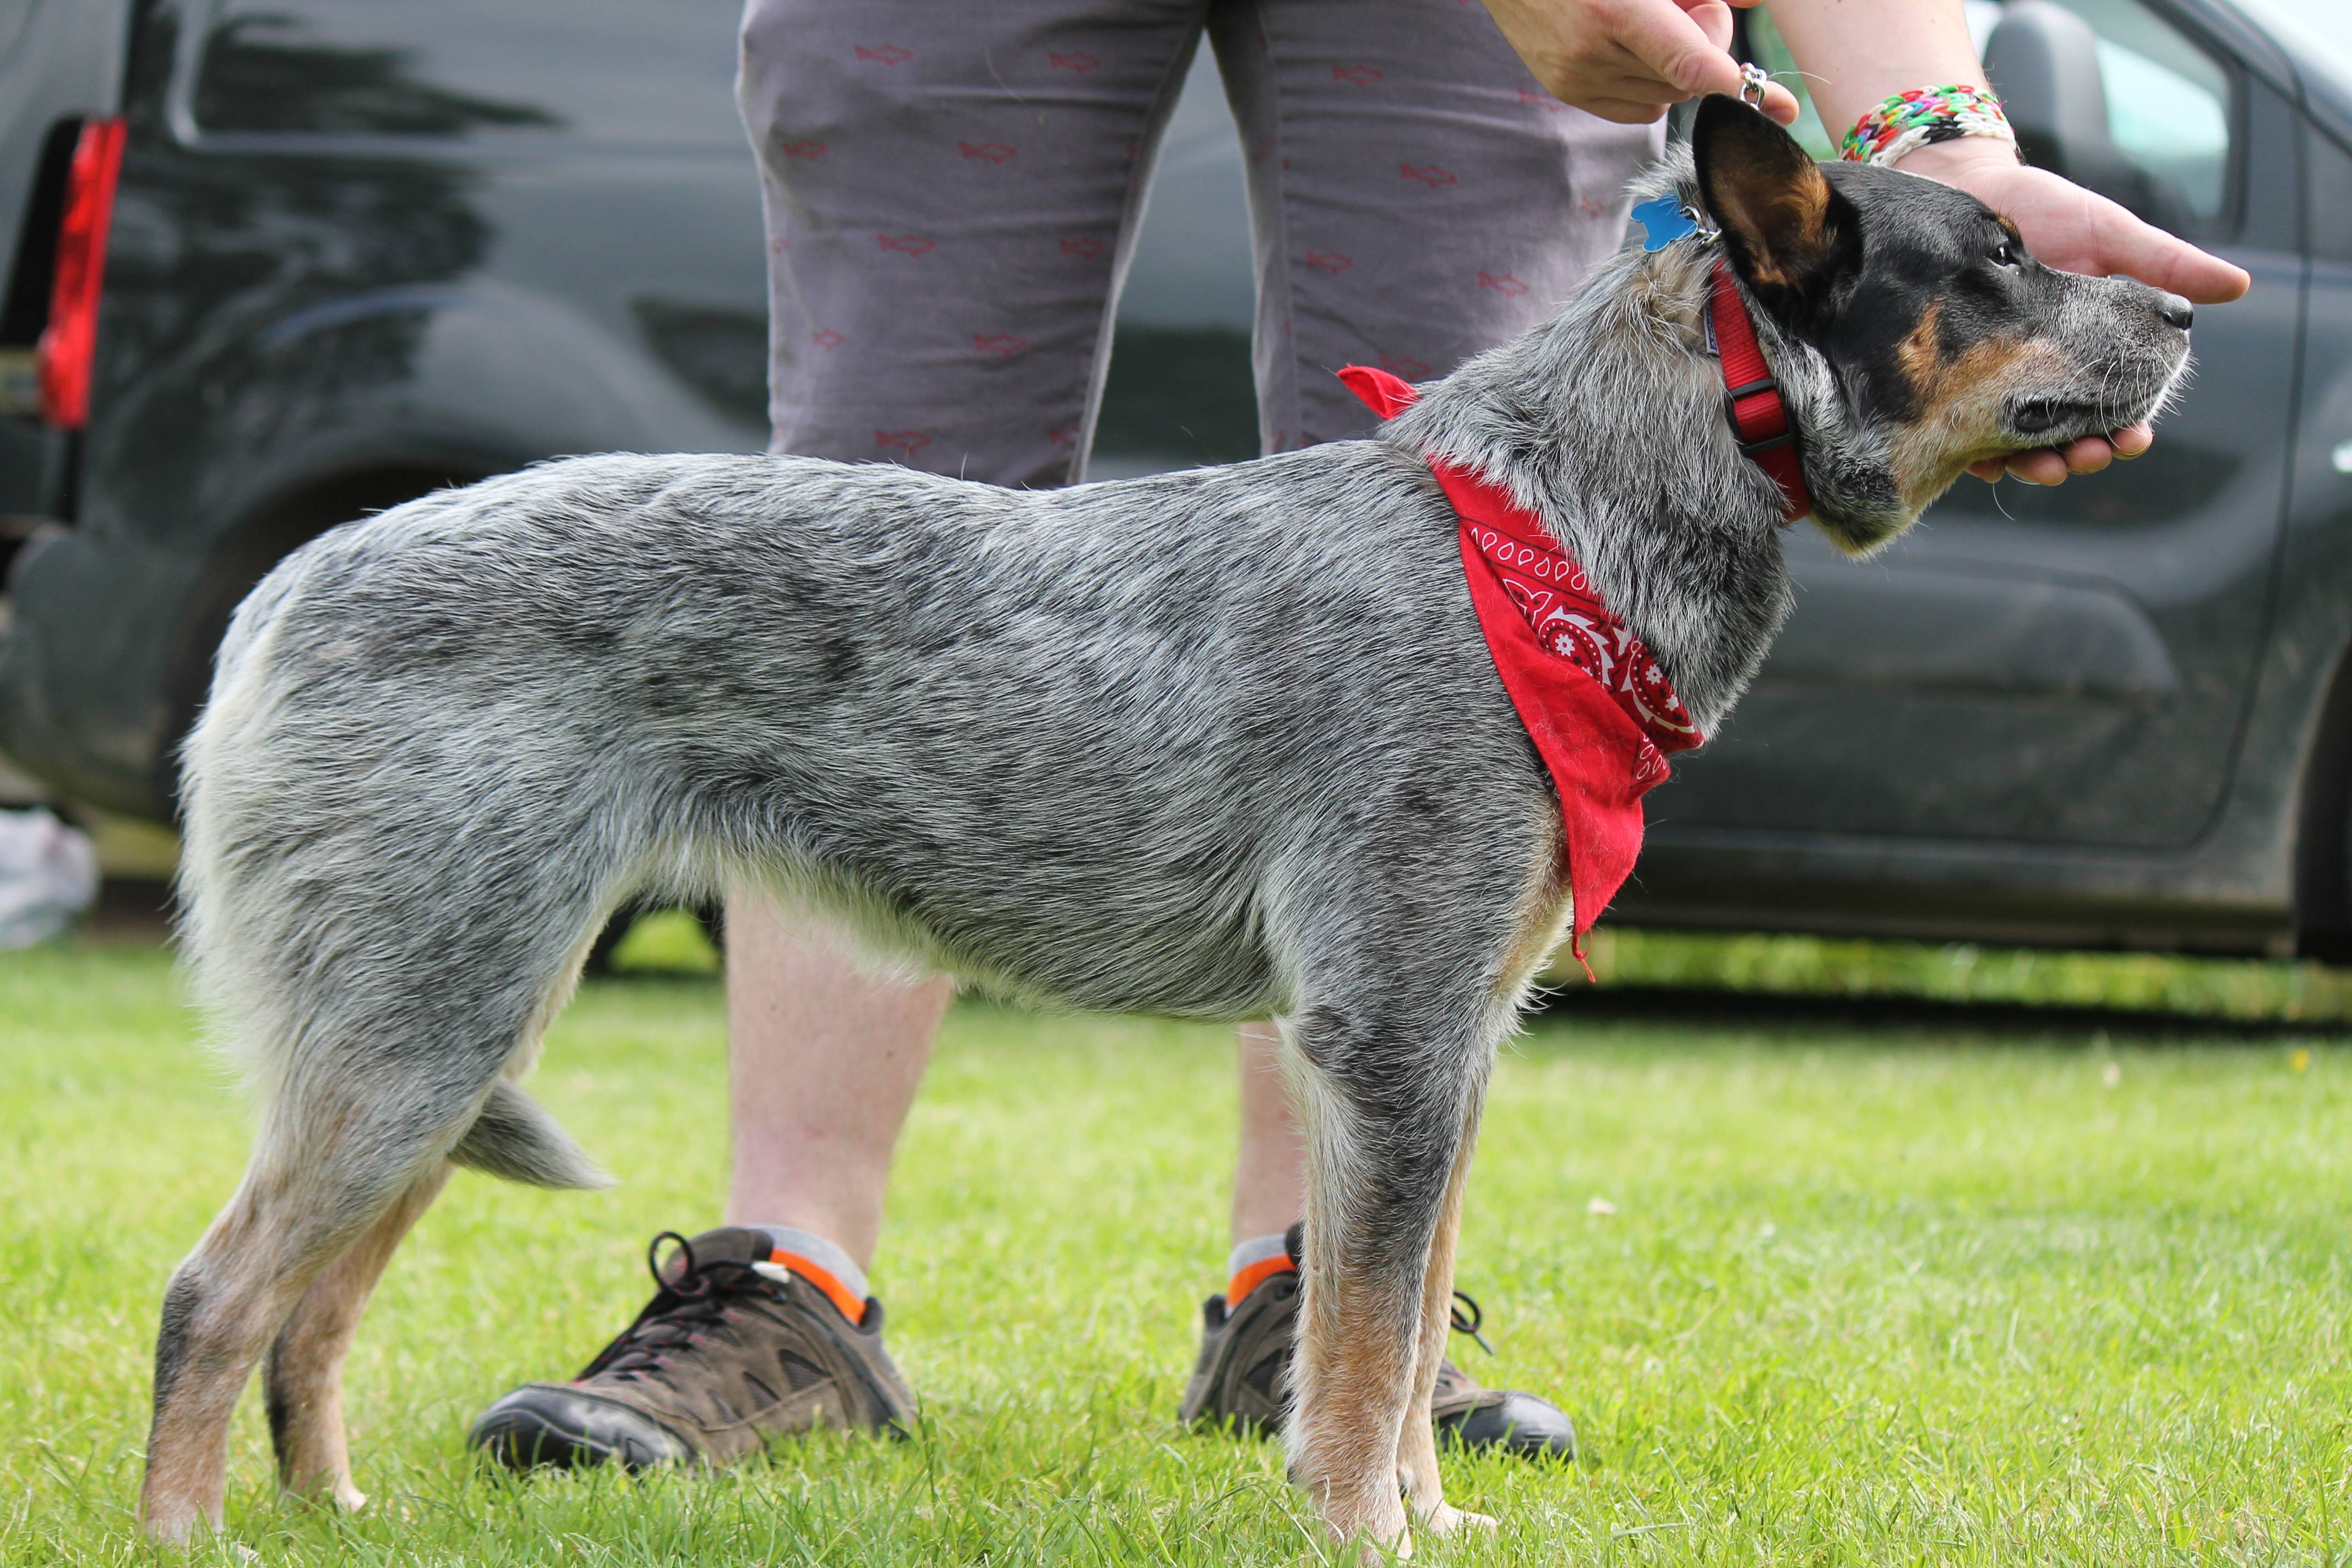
[1891,137,2025,185]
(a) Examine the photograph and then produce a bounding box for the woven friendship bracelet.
[1839,84,2020,167]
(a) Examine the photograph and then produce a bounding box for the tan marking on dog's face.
[1894,298,1947,405]
[1881,329,2071,521]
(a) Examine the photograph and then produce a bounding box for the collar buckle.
[1723,375,1794,454]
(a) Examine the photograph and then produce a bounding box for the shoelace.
[576,1231,789,1384]
[1449,1291,1495,1357]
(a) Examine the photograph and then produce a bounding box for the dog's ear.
[1693,94,1859,312]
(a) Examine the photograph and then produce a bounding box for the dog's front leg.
[1283,1003,1489,1555]
[1393,1091,1496,1538]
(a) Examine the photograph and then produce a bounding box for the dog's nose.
[2158,292,2193,331]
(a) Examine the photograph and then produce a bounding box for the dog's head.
[1687,94,2192,556]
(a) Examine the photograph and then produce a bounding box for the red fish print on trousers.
[854,44,912,65]
[878,234,936,256]
[1477,271,1528,296]
[1400,164,1456,187]
[1377,353,1430,378]
[874,430,933,453]
[1305,251,1353,274]
[1048,50,1099,72]
[1060,236,1106,260]
[1338,363,1702,975]
[776,140,826,160]
[1047,426,1080,447]
[959,141,1017,164]
[973,333,1027,356]
[1332,63,1384,86]
[1518,86,1567,113]
[810,329,846,351]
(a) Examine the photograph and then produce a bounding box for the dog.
[140,97,2190,1550]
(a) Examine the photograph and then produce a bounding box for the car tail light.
[36,117,127,431]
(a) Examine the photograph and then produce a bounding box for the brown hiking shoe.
[469,1227,915,1471]
[1178,1222,1574,1460]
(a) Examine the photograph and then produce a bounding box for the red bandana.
[1337,364,1705,976]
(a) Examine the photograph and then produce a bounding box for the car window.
[1746,0,2233,233]
[2046,0,2231,224]
[190,0,745,149]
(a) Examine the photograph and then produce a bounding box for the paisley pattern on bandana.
[1462,519,1699,785]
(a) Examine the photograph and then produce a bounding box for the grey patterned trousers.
[736,0,1663,487]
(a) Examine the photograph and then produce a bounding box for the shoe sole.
[469,1390,693,1473]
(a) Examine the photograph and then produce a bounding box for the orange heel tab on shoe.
[765,1249,868,1325]
[1224,1251,1298,1308]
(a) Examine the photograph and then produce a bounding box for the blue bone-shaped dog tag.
[1631,194,1699,251]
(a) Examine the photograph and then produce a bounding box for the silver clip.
[1739,62,1771,108]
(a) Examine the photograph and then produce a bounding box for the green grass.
[6,940,2351,1565]
[609,906,2352,1025]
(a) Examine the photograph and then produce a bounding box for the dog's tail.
[449,1079,614,1190]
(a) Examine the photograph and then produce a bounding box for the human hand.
[1479,0,1801,125]
[1898,139,2250,485]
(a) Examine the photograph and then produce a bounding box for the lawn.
[5,939,2350,1565]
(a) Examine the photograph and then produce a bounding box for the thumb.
[1619,0,1746,97]
[2106,214,2251,304]
[1679,0,1735,52]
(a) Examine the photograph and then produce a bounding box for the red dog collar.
[1338,363,1705,976]
[1708,258,1811,524]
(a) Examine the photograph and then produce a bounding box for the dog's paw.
[1418,1504,1498,1537]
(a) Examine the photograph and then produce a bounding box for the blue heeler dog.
[141,98,2191,1550]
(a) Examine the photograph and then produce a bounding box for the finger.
[2109,422,2154,459]
[2003,448,2070,485]
[1967,458,2008,482]
[2095,202,2250,304]
[1616,0,1746,97]
[1582,95,1675,124]
[1594,64,1692,105]
[1669,2,1794,122]
[2061,435,2115,475]
[1681,0,1735,52]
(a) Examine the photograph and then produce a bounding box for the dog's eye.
[1991,239,2019,268]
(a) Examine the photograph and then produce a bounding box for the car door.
[1662,0,2301,851]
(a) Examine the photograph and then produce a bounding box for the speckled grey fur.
[140,102,2191,1546]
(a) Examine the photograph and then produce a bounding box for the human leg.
[1229,1019,1308,1246]
[475,0,1222,1469]
[722,899,950,1269]
[1209,0,1662,451]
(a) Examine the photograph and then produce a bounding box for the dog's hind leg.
[1281,989,1502,1554]
[262,1162,453,1509]
[139,1070,484,1542]
[144,828,628,1540]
